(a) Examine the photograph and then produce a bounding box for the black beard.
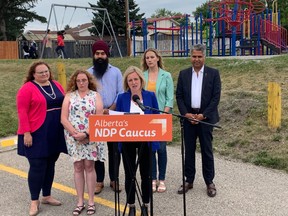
[93,58,109,79]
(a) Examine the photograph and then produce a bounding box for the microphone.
[132,95,146,111]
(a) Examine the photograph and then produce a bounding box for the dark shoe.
[110,181,122,192]
[177,182,193,194]
[94,182,104,194]
[141,204,148,216]
[128,206,136,216]
[72,204,85,216]
[86,204,96,215]
[207,183,217,197]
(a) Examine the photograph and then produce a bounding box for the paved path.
[0,142,288,216]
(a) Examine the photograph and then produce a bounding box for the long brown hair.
[66,70,98,92]
[23,61,54,84]
[141,48,164,71]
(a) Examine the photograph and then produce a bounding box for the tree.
[150,8,188,26]
[193,2,209,19]
[64,25,71,30]
[0,0,46,41]
[267,0,288,29]
[151,8,175,18]
[89,0,144,37]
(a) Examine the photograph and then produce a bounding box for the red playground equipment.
[131,0,287,57]
[205,0,287,56]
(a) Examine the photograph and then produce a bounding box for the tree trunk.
[0,18,7,41]
[0,0,8,41]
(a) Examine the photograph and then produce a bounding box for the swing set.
[40,4,122,58]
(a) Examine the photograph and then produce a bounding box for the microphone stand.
[142,105,221,216]
[143,105,222,128]
[113,142,121,216]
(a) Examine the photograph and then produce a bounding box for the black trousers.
[94,142,121,182]
[183,121,215,185]
[122,142,150,204]
[27,153,60,200]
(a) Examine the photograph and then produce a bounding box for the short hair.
[23,61,54,84]
[123,66,146,92]
[66,70,98,92]
[190,44,206,57]
[141,48,164,71]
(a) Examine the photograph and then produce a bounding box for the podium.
[89,114,172,142]
[89,114,172,216]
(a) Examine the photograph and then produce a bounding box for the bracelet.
[84,131,89,138]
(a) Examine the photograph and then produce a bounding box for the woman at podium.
[116,66,159,216]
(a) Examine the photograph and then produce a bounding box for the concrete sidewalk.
[0,144,288,215]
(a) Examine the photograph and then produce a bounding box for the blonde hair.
[123,66,145,92]
[141,48,164,71]
[66,70,98,92]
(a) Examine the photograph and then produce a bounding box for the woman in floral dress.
[61,70,105,215]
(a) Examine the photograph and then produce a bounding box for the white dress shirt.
[191,66,204,109]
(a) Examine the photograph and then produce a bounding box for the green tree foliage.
[193,2,209,19]
[150,8,189,26]
[267,0,288,29]
[89,0,144,37]
[0,0,46,41]
[151,8,176,18]
[192,2,209,29]
[64,25,71,31]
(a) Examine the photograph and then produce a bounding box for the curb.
[0,136,17,152]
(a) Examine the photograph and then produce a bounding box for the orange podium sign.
[89,114,172,142]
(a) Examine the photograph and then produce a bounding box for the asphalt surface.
[1,136,288,216]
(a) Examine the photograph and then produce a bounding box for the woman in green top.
[141,48,174,193]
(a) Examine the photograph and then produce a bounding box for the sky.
[25,0,207,31]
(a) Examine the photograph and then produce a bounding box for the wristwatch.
[84,131,89,138]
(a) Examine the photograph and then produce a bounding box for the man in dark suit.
[176,44,221,197]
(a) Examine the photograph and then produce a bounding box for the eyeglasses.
[35,70,49,75]
[76,79,88,83]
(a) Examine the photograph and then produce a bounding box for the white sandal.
[152,180,157,192]
[157,181,166,193]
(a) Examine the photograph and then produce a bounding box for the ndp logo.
[89,114,172,142]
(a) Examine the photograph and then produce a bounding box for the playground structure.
[131,0,287,57]
[131,15,191,57]
[41,4,122,58]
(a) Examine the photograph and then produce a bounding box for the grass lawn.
[1,55,288,172]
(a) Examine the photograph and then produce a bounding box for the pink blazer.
[16,80,65,134]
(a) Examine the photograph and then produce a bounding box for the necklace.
[34,80,56,99]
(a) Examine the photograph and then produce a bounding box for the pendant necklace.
[34,80,56,99]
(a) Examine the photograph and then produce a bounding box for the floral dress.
[64,90,106,162]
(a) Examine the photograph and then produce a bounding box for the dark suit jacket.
[176,66,221,124]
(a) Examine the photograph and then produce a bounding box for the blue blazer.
[116,89,160,151]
